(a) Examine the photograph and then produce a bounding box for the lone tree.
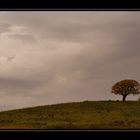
[111,79,140,101]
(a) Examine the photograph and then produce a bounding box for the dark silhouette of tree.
[111,79,140,101]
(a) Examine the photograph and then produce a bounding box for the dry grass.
[0,101,139,129]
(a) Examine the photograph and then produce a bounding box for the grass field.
[0,101,139,129]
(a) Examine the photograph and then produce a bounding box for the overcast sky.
[0,11,139,111]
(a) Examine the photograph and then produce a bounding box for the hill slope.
[0,101,139,129]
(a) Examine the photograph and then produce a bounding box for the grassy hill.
[0,101,139,129]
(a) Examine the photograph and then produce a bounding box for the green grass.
[0,101,139,129]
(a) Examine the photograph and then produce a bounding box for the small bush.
[125,113,130,117]
[106,109,110,112]
[131,120,135,123]
[114,121,118,124]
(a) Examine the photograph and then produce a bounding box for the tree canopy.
[111,79,140,101]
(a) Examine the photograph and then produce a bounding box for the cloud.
[0,12,139,110]
[0,55,16,63]
[0,77,43,94]
[8,34,37,43]
[0,23,11,34]
[7,54,16,61]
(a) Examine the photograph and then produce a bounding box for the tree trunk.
[122,95,127,102]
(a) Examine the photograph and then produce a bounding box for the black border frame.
[0,1,140,138]
[0,0,140,10]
